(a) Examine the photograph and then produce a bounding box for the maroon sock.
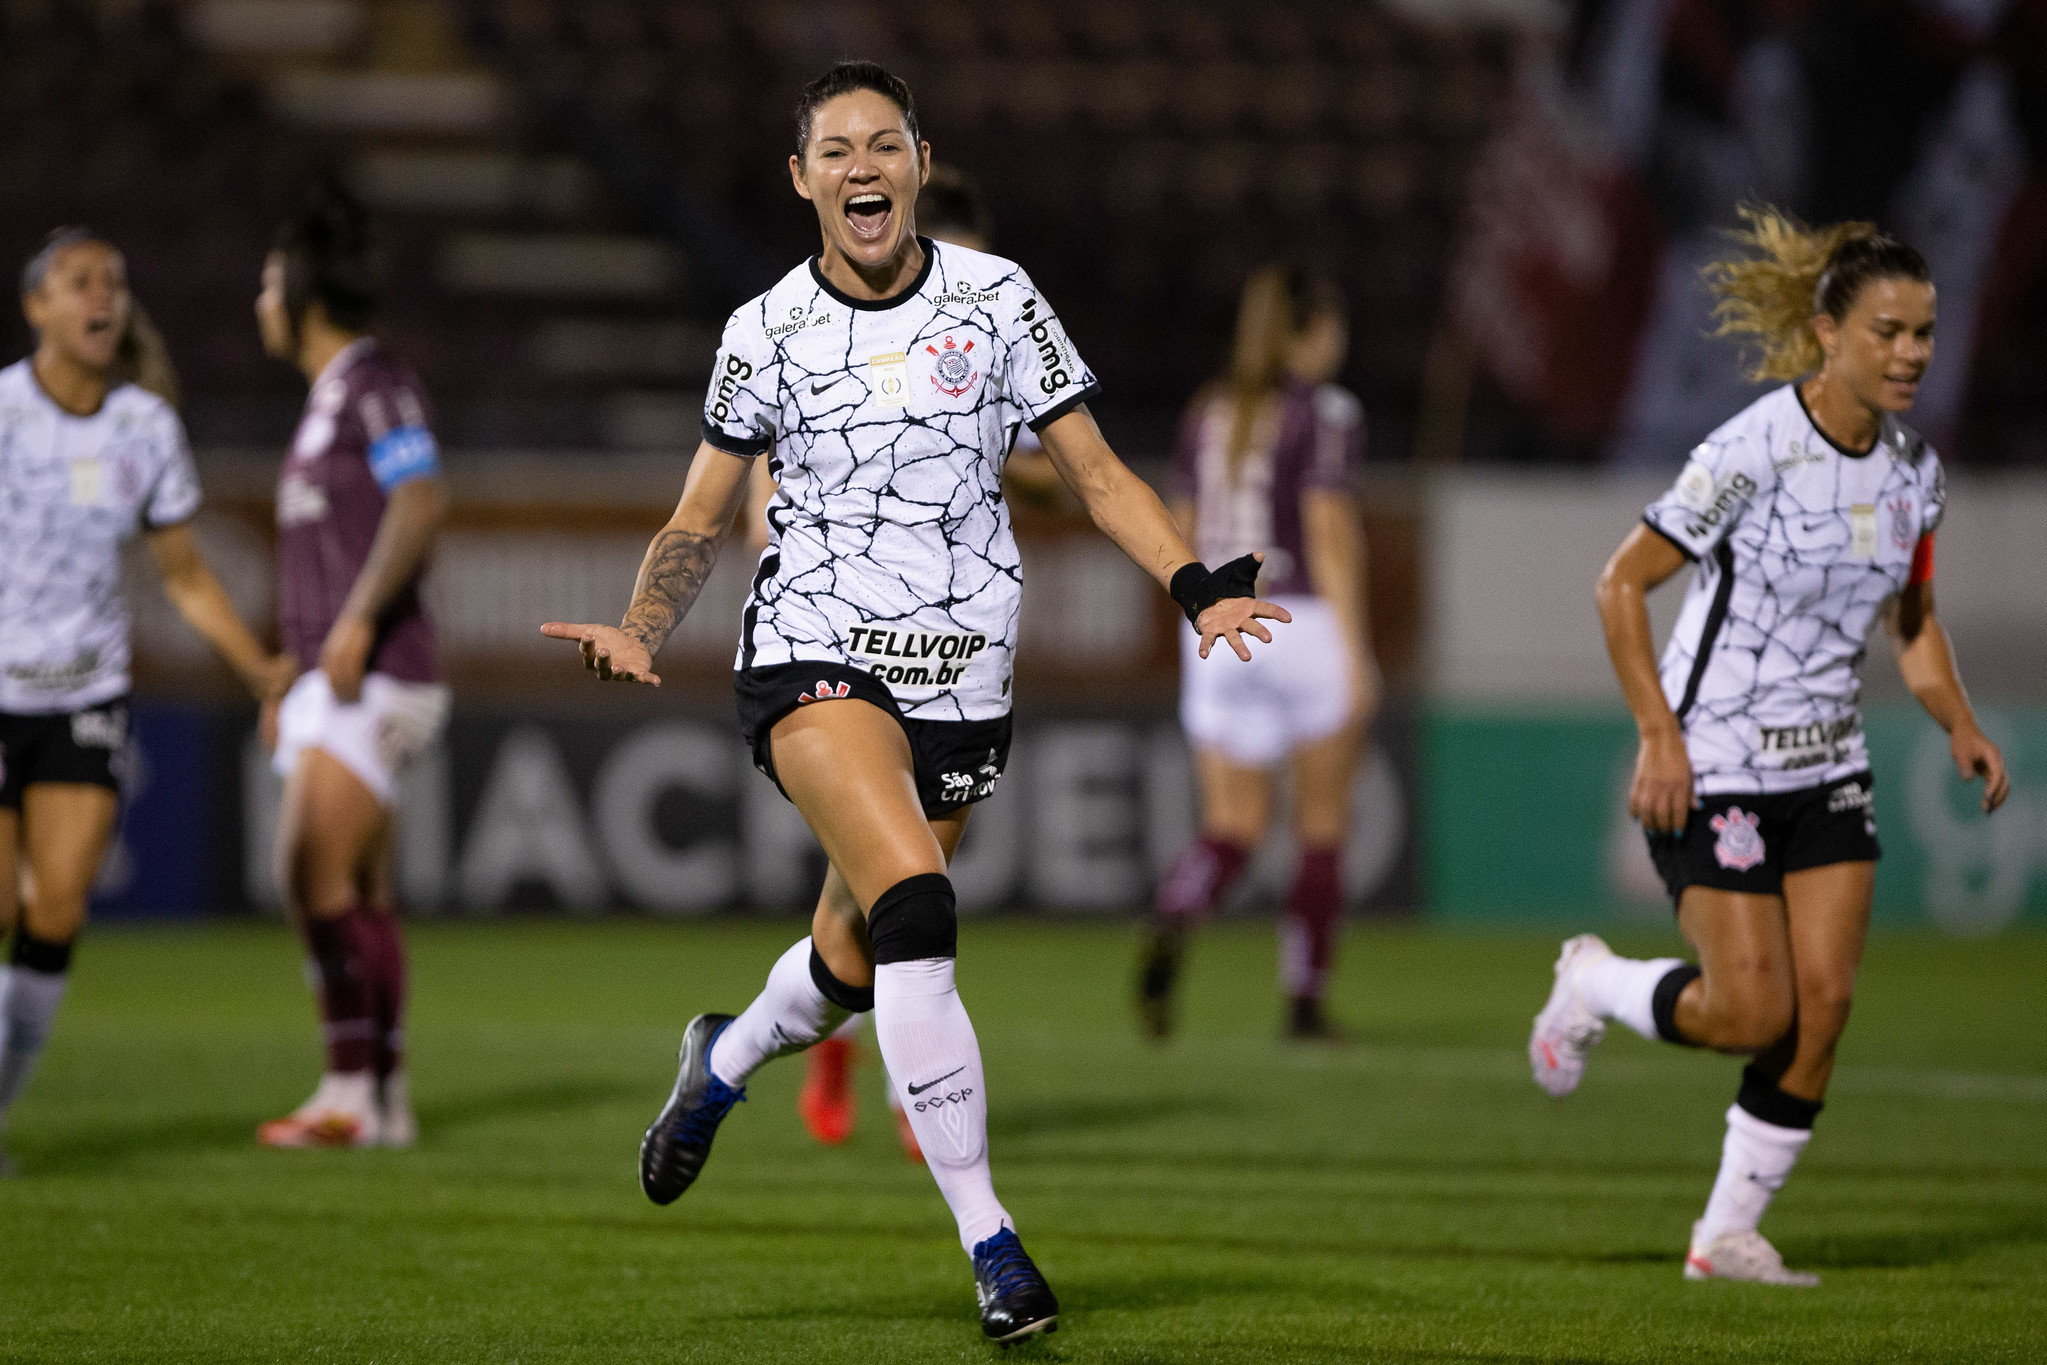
[350,907,408,1080]
[1280,847,1343,1001]
[301,913,375,1073]
[1154,836,1251,924]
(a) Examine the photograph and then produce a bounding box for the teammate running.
[1527,207,2008,1284]
[252,182,450,1150]
[543,62,1286,1344]
[1137,264,1375,1041]
[1,230,287,1172]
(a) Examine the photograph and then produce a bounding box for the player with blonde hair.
[1527,206,2008,1284]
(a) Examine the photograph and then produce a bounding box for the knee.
[866,873,956,963]
[1699,975,1795,1054]
[1797,974,1856,1043]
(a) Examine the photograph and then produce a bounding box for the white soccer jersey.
[703,240,1099,721]
[0,359,200,714]
[1643,384,1944,794]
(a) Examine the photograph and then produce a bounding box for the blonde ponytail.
[1701,204,1881,382]
[112,301,181,407]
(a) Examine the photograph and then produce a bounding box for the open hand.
[1195,597,1292,662]
[1630,727,1694,833]
[319,615,374,702]
[1952,723,2010,814]
[540,622,661,685]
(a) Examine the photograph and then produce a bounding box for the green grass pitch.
[1,918,2042,1363]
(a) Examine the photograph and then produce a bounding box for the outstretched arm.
[541,441,753,685]
[1036,405,1290,661]
[1888,578,2008,813]
[146,522,294,701]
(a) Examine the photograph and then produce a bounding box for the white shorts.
[1179,595,1358,767]
[273,670,450,806]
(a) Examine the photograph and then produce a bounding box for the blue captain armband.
[367,425,441,492]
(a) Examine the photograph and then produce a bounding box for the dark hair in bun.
[275,172,379,334]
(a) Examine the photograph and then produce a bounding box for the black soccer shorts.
[0,698,129,809]
[1646,771,1880,906]
[734,662,1011,819]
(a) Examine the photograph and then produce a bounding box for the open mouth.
[844,192,892,244]
[84,315,114,337]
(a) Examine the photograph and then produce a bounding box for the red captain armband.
[1909,533,1935,586]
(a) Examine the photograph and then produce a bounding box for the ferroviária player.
[1528,205,2009,1286]
[542,60,1289,1346]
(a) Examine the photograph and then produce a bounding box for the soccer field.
[2,919,2041,1364]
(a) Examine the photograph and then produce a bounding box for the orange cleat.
[797,1036,857,1145]
[257,1074,380,1148]
[893,1103,925,1163]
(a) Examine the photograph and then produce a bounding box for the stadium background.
[6,0,2044,931]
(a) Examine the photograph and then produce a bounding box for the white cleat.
[257,1072,382,1149]
[1528,933,1612,1097]
[1684,1223,1819,1286]
[378,1071,418,1149]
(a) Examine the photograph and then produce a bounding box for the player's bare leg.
[260,748,388,1148]
[1284,721,1361,1039]
[0,785,117,1172]
[1141,752,1267,1037]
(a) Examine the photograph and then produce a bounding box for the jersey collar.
[312,336,377,390]
[1792,381,1880,459]
[807,238,937,312]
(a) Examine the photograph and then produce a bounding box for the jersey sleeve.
[1306,384,1365,493]
[360,371,441,493]
[141,404,201,529]
[701,308,776,458]
[1001,270,1100,432]
[1642,433,1771,560]
[1920,448,1946,536]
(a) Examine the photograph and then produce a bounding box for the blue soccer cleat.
[972,1227,1059,1344]
[639,1012,744,1205]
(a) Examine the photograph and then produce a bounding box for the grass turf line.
[1,919,2043,1363]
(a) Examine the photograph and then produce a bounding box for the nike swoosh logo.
[810,378,841,395]
[907,1066,965,1096]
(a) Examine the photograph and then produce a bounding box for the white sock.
[873,957,1011,1254]
[1695,1104,1812,1246]
[0,964,68,1123]
[709,938,850,1088]
[1577,954,1685,1041]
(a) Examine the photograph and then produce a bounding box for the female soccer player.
[252,182,450,1150]
[1527,207,2008,1284]
[0,230,287,1172]
[543,62,1285,1344]
[1136,264,1375,1041]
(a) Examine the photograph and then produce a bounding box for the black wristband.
[1169,553,1262,626]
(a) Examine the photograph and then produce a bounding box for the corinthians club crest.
[926,335,979,397]
[1710,807,1766,872]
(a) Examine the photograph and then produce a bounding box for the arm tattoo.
[620,528,720,654]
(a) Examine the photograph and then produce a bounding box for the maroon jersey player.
[1139,263,1378,1041]
[254,179,450,1149]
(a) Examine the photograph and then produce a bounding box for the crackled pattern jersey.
[1171,377,1364,597]
[0,359,200,714]
[1643,384,1944,795]
[703,239,1098,721]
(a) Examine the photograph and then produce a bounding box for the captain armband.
[367,425,441,493]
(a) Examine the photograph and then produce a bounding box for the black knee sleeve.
[10,930,74,975]
[866,873,956,964]
[808,942,874,1013]
[1737,1064,1823,1129]
[1651,963,1703,1044]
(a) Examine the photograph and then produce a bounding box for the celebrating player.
[1527,207,2008,1284]
[253,181,450,1150]
[1137,264,1375,1041]
[0,230,288,1172]
[543,62,1286,1344]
